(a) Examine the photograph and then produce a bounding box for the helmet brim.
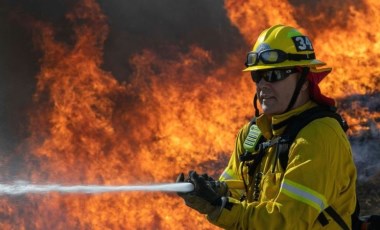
[243,59,326,72]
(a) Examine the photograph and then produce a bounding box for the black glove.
[200,173,229,197]
[188,171,222,205]
[176,171,227,220]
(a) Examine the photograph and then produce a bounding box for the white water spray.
[0,181,195,195]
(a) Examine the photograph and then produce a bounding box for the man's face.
[255,71,299,116]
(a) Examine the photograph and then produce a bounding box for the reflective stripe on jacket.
[213,101,357,229]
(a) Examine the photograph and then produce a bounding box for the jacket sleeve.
[219,123,250,199]
[210,118,357,229]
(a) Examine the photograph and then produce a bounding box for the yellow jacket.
[211,101,357,229]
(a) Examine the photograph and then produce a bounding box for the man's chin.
[261,106,282,116]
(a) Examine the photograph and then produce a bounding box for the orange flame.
[0,0,379,229]
[2,0,247,229]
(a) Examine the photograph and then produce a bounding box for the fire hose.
[0,180,244,195]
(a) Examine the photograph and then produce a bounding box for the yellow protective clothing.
[211,101,357,229]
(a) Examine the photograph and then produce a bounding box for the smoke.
[1,0,379,177]
[0,0,246,154]
[340,93,380,181]
[288,0,368,36]
[0,0,379,224]
[352,139,380,180]
[0,4,37,154]
[98,0,246,80]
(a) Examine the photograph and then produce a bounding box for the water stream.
[0,181,194,195]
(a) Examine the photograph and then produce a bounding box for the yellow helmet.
[243,25,326,71]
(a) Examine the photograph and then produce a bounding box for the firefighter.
[176,24,357,229]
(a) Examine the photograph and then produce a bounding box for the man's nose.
[256,77,271,89]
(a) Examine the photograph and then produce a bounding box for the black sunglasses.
[251,68,299,83]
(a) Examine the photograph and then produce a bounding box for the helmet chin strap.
[253,94,260,117]
[284,67,309,113]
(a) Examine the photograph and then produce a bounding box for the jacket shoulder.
[290,116,352,162]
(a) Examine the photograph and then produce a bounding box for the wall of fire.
[0,0,379,229]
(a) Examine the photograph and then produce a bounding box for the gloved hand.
[200,173,229,197]
[176,171,227,220]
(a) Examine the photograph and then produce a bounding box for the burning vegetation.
[0,0,379,229]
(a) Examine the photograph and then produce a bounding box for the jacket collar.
[256,100,318,139]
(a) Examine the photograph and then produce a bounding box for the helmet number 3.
[292,36,314,52]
